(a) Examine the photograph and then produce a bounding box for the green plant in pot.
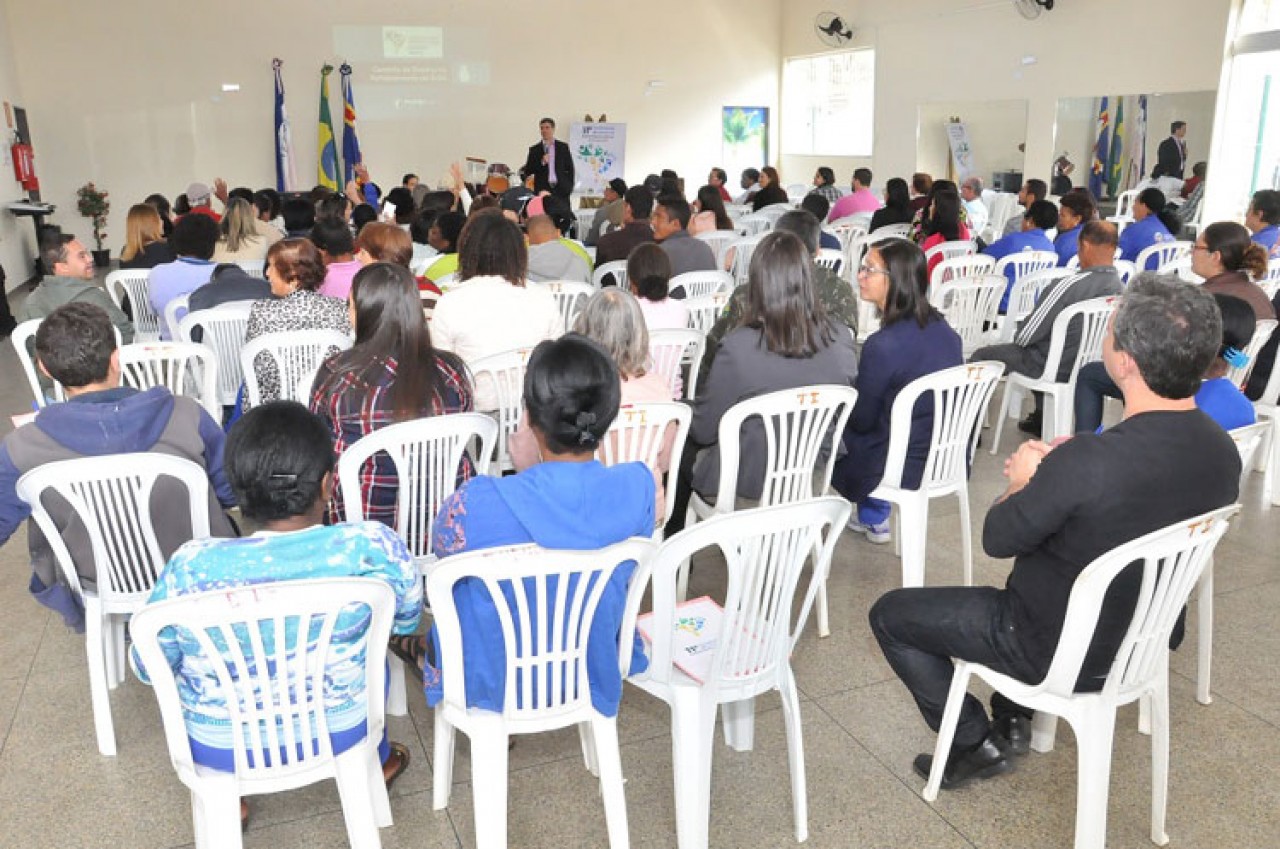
[76,182,111,268]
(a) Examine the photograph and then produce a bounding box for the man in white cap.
[183,181,222,224]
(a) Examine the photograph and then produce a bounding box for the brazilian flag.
[318,65,339,191]
[1106,98,1125,199]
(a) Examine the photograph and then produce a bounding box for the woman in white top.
[628,243,689,331]
[211,198,270,264]
[430,211,563,409]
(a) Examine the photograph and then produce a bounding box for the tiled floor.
[0,286,1276,848]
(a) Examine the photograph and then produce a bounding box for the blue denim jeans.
[1072,361,1120,434]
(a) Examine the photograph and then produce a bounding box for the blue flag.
[272,59,298,192]
[1089,96,1111,201]
[340,63,361,185]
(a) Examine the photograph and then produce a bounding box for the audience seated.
[828,167,882,221]
[708,167,732,202]
[1001,179,1048,238]
[869,177,914,233]
[585,177,628,245]
[145,193,175,238]
[0,303,234,629]
[20,229,134,343]
[628,243,688,331]
[652,195,718,282]
[799,194,842,251]
[831,239,962,543]
[808,166,843,206]
[526,214,591,283]
[252,188,285,238]
[210,198,270,265]
[310,216,362,300]
[150,214,220,339]
[1119,188,1181,267]
[910,179,969,244]
[309,263,473,528]
[1053,190,1095,267]
[960,177,989,236]
[1245,188,1280,259]
[596,186,657,272]
[187,262,271,313]
[422,211,466,284]
[919,188,971,278]
[750,166,789,211]
[735,168,761,204]
[119,203,176,270]
[181,181,221,224]
[1193,294,1258,430]
[983,199,1058,311]
[909,172,933,213]
[689,185,735,236]
[281,196,316,237]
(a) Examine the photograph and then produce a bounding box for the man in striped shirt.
[971,220,1123,434]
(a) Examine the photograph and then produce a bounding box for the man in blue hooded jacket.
[0,303,236,630]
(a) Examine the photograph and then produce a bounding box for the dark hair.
[1191,162,1207,179]
[924,189,963,242]
[1171,120,1186,134]
[172,193,191,216]
[1213,294,1256,361]
[1138,188,1183,235]
[433,211,467,254]
[383,187,415,224]
[1202,221,1270,280]
[320,263,461,421]
[1059,190,1096,225]
[1113,274,1221,399]
[266,238,327,291]
[354,222,413,267]
[309,185,333,204]
[409,209,434,244]
[540,194,576,235]
[816,166,836,186]
[853,168,873,187]
[309,215,355,256]
[659,176,682,198]
[1079,219,1119,249]
[741,231,833,357]
[225,401,335,522]
[1250,189,1280,225]
[883,177,911,213]
[800,192,830,221]
[911,173,933,196]
[34,302,116,388]
[627,242,673,301]
[696,186,733,229]
[1023,179,1047,202]
[760,166,781,188]
[775,209,821,255]
[282,197,316,233]
[458,213,527,285]
[540,117,556,128]
[873,238,938,329]
[624,186,653,220]
[171,213,219,260]
[144,193,172,221]
[1026,200,1059,231]
[402,173,418,186]
[253,189,281,221]
[656,195,692,229]
[315,194,351,223]
[711,167,728,184]
[419,190,457,219]
[469,195,500,215]
[523,335,620,455]
[38,227,73,271]
[227,186,254,206]
[351,203,378,234]
[742,168,760,183]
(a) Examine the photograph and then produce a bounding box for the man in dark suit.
[521,117,574,199]
[1152,120,1187,179]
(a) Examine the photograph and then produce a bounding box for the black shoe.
[992,714,1031,756]
[1016,412,1043,435]
[912,734,1012,790]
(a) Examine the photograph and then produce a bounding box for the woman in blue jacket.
[1119,188,1183,268]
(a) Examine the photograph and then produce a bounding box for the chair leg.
[579,720,600,776]
[590,716,632,849]
[432,708,456,810]
[333,746,385,849]
[923,665,973,802]
[84,611,117,757]
[469,722,511,849]
[721,697,756,752]
[957,488,974,587]
[1150,676,1172,846]
[1138,693,1151,736]
[1196,560,1214,705]
[1030,710,1059,753]
[670,688,717,849]
[1069,708,1118,849]
[191,784,242,849]
[815,579,830,638]
[386,657,409,717]
[990,381,1014,455]
[898,499,929,588]
[779,667,809,843]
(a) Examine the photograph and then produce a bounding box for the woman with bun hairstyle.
[1119,188,1183,268]
[1193,221,1277,321]
[1195,294,1257,430]
[425,334,657,714]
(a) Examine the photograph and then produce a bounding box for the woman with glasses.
[1190,221,1276,320]
[832,239,962,544]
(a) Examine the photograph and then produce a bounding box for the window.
[781,49,875,157]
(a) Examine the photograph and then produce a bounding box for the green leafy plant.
[76,182,110,250]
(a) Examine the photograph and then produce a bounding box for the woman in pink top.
[918,188,971,281]
[688,185,736,236]
[311,216,363,300]
[628,243,689,331]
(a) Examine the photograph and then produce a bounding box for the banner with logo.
[569,122,626,195]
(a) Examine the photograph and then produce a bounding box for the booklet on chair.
[636,596,724,684]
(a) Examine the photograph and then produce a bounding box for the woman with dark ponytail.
[1192,221,1277,321]
[1119,188,1183,268]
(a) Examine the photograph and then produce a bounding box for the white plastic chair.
[929,276,1006,357]
[530,280,594,329]
[1000,267,1073,343]
[814,248,844,275]
[240,329,353,407]
[683,385,859,638]
[827,216,868,251]
[177,302,253,408]
[15,453,213,756]
[11,318,62,407]
[470,347,533,473]
[1224,319,1277,391]
[338,413,498,717]
[118,341,220,419]
[130,577,396,849]
[1253,346,1280,508]
[234,259,267,279]
[106,269,161,342]
[596,401,693,533]
[694,231,738,271]
[868,222,912,240]
[1106,189,1139,232]
[429,538,658,849]
[1114,259,1139,285]
[630,498,851,849]
[669,270,733,300]
[1259,258,1280,300]
[684,293,730,335]
[923,240,977,269]
[592,260,628,289]
[993,250,1059,293]
[1157,255,1204,283]
[163,294,190,342]
[867,363,1004,587]
[726,234,767,285]
[923,506,1239,849]
[930,254,995,288]
[737,213,773,237]
[648,328,706,401]
[1134,240,1192,273]
[990,297,1116,453]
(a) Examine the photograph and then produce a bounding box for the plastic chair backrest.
[130,577,395,781]
[924,240,977,267]
[1002,267,1073,342]
[1109,190,1139,222]
[929,276,1007,355]
[1036,296,1115,384]
[1260,258,1280,300]
[646,498,849,688]
[470,347,532,472]
[1114,259,1139,285]
[118,341,220,418]
[1228,422,1269,492]
[931,254,995,287]
[14,453,212,614]
[713,385,858,509]
[728,234,766,285]
[337,413,497,560]
[596,401,692,529]
[1035,506,1237,703]
[591,260,628,289]
[1134,240,1192,272]
[1156,255,1203,283]
[106,270,161,341]
[162,294,190,341]
[878,362,1004,492]
[427,538,658,716]
[737,215,772,238]
[993,250,1059,284]
[1225,319,1278,390]
[814,248,844,274]
[648,328,706,400]
[235,260,267,279]
[694,231,738,270]
[868,223,912,240]
[529,280,594,329]
[684,293,730,335]
[241,329,353,407]
[11,318,58,407]
[669,270,733,300]
[178,302,253,407]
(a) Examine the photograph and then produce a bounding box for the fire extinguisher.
[11,141,37,191]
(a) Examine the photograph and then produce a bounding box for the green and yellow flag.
[317,64,339,191]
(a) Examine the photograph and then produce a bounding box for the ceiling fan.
[1013,0,1055,19]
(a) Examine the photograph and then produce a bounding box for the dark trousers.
[869,587,1042,749]
[1072,361,1121,434]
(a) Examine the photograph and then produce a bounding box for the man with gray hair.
[871,274,1239,789]
[960,176,988,236]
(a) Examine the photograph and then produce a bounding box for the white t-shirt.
[638,297,690,332]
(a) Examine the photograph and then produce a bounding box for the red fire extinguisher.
[11,142,37,190]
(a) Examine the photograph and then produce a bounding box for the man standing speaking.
[521,117,574,199]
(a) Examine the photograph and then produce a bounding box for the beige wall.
[0,2,34,287]
[2,0,780,288]
[779,0,1232,191]
[917,100,1029,183]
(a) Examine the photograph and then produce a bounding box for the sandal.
[388,635,427,671]
[383,741,411,790]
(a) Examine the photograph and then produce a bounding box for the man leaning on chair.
[870,274,1239,789]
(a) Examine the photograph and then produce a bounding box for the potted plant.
[76,182,111,267]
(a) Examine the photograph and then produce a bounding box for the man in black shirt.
[870,274,1241,789]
